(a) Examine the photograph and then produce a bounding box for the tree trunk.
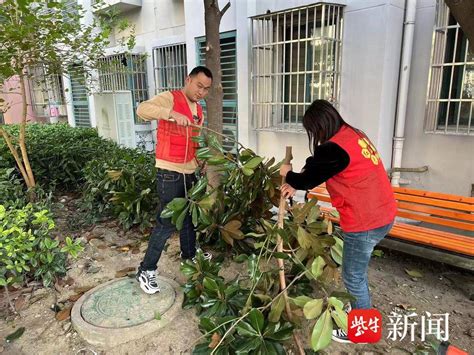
[445,0,474,48]
[18,74,36,190]
[203,0,230,137]
[203,0,230,189]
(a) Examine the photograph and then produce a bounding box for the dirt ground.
[0,195,473,354]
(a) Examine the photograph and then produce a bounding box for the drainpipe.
[391,0,417,187]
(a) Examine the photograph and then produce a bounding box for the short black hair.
[189,66,213,80]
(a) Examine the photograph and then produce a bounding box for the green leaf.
[303,299,324,319]
[330,237,343,265]
[243,157,263,169]
[405,269,423,278]
[272,252,289,260]
[331,306,348,332]
[154,311,161,320]
[247,308,264,333]
[203,277,219,292]
[268,294,286,323]
[311,310,333,352]
[311,256,326,278]
[166,198,187,211]
[242,167,254,176]
[297,227,312,249]
[175,206,189,231]
[292,295,313,308]
[5,327,25,343]
[327,297,344,310]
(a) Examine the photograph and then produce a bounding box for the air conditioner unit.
[94,91,136,148]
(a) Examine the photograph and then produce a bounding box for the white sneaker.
[136,269,160,294]
[332,328,351,343]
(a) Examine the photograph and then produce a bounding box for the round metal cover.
[80,277,176,328]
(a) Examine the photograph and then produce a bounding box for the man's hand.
[169,111,190,126]
[280,163,292,177]
[280,183,296,198]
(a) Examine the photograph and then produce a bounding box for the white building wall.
[400,0,474,196]
[81,0,473,196]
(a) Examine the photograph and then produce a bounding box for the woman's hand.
[280,164,292,177]
[280,183,296,198]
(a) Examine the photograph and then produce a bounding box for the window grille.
[153,43,187,93]
[425,0,473,135]
[251,3,344,132]
[98,53,149,123]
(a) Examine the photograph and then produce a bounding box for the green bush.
[0,168,27,208]
[82,146,158,230]
[0,123,117,190]
[0,204,83,287]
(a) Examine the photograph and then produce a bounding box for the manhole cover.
[81,277,175,328]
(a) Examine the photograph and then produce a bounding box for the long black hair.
[302,99,348,154]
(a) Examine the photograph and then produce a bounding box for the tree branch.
[220,2,231,18]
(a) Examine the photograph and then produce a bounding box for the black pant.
[140,169,197,271]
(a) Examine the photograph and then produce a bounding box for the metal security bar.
[425,0,474,135]
[98,53,148,123]
[197,31,238,152]
[251,3,344,132]
[153,43,187,93]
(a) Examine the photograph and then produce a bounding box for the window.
[153,43,187,93]
[69,65,91,127]
[425,0,473,135]
[197,31,238,152]
[98,53,149,123]
[29,66,67,120]
[251,4,343,131]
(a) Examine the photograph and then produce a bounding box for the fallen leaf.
[131,247,141,254]
[5,327,25,343]
[68,293,83,302]
[372,249,384,257]
[154,311,161,320]
[73,285,94,294]
[65,277,75,286]
[208,332,221,349]
[14,295,27,311]
[405,269,423,278]
[55,306,72,321]
[120,246,130,252]
[115,267,136,278]
[396,304,416,311]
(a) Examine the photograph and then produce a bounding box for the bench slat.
[397,201,474,222]
[396,210,474,231]
[393,193,473,212]
[393,187,474,204]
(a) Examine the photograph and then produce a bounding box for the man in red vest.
[135,66,213,294]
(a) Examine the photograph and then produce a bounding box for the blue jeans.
[342,222,393,309]
[140,169,197,271]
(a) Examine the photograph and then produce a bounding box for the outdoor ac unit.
[94,91,136,148]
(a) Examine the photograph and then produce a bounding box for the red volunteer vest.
[326,125,397,232]
[155,91,203,163]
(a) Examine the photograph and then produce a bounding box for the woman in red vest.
[280,99,397,343]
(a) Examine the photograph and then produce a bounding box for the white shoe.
[332,328,351,343]
[136,269,160,294]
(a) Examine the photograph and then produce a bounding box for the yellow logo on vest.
[358,138,380,165]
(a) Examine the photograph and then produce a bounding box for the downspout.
[391,0,417,187]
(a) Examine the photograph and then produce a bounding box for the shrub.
[82,146,158,230]
[0,204,83,288]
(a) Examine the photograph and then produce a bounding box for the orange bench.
[308,185,474,263]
